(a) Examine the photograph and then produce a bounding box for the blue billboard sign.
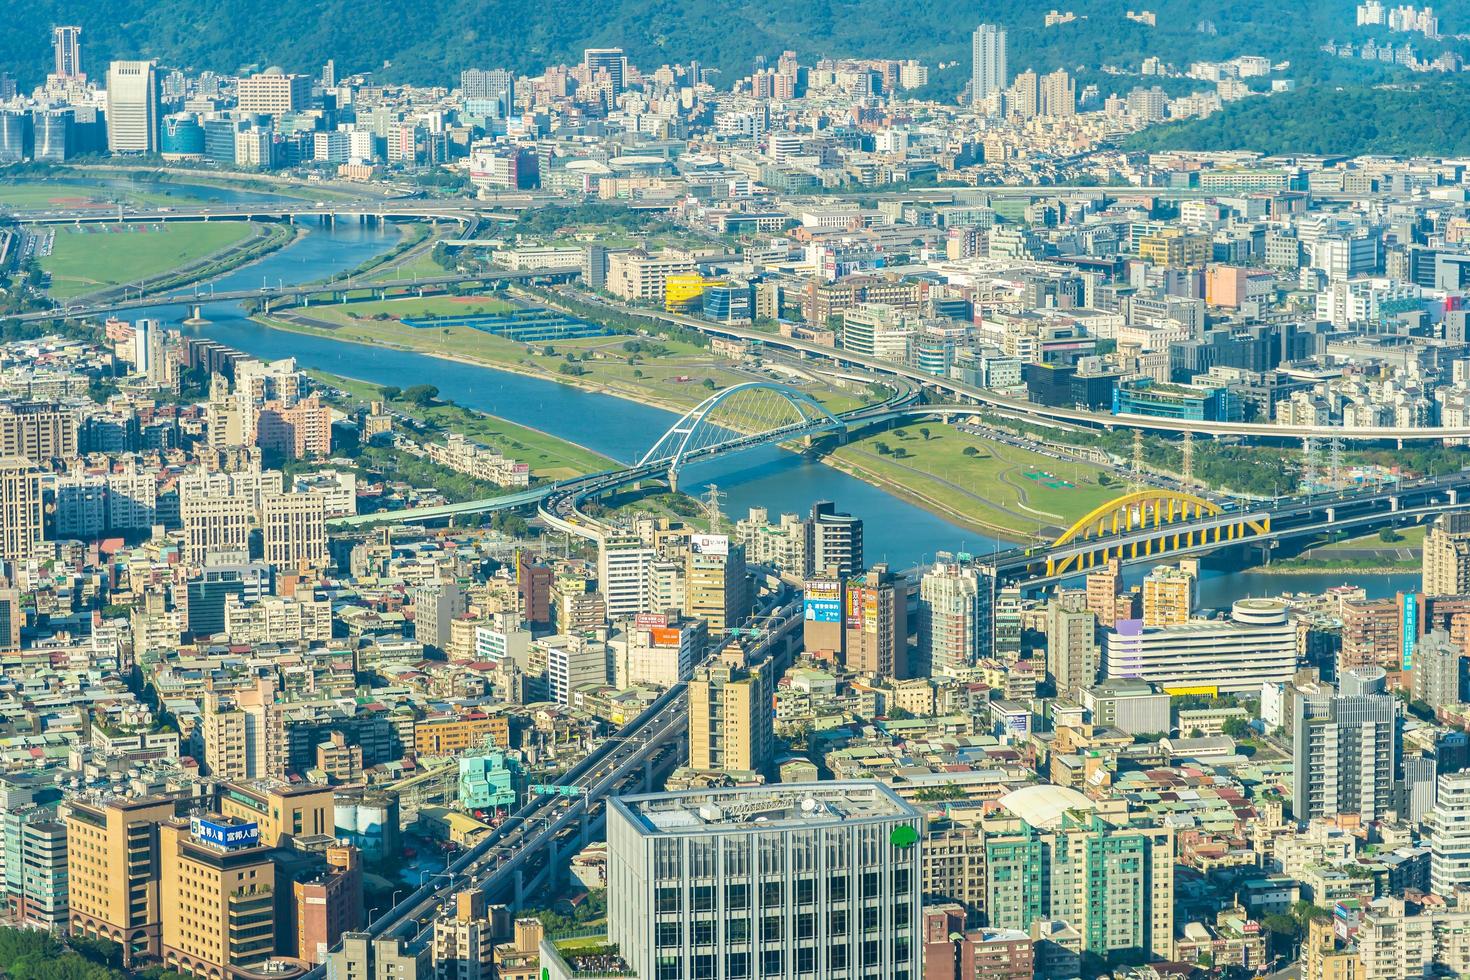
[191,817,260,850]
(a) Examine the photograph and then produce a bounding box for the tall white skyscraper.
[971,23,1008,106]
[106,60,160,153]
[52,26,82,80]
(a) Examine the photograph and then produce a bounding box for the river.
[126,213,1420,598]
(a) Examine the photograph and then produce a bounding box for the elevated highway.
[13,268,579,323]
[551,289,1470,443]
[303,599,802,979]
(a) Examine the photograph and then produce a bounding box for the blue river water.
[132,221,1003,567]
[117,210,1418,597]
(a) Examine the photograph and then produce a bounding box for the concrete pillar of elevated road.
[644,756,655,787]
[514,868,524,908]
[1391,496,1401,511]
[1326,507,1335,523]
[1451,490,1459,506]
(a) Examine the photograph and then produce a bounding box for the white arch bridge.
[332,380,895,532]
[637,381,845,492]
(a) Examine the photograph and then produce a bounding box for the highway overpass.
[14,268,580,323]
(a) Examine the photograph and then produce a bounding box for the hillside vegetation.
[0,0,1424,91]
[1123,79,1470,156]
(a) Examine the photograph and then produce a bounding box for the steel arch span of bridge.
[1044,489,1272,577]
[636,381,844,491]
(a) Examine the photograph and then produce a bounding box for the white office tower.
[598,534,657,621]
[1429,772,1470,896]
[971,24,1008,105]
[106,60,160,153]
[608,782,923,980]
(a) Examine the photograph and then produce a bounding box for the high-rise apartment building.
[918,562,991,676]
[1141,564,1194,626]
[262,492,329,571]
[687,653,778,777]
[1045,597,1098,697]
[844,564,908,679]
[432,890,496,980]
[1039,68,1076,117]
[201,674,284,780]
[0,457,43,564]
[0,401,78,463]
[1412,629,1466,711]
[294,845,364,964]
[1424,513,1470,596]
[806,500,863,578]
[599,534,657,621]
[1428,771,1470,896]
[684,537,749,634]
[971,24,1008,106]
[1293,667,1400,822]
[181,493,250,565]
[607,782,923,980]
[6,806,67,931]
[106,61,160,153]
[984,787,1174,966]
[52,26,82,80]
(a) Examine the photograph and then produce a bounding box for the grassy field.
[311,295,518,319]
[831,425,1120,539]
[268,295,808,414]
[1311,525,1426,553]
[0,180,184,210]
[313,371,612,481]
[41,220,255,298]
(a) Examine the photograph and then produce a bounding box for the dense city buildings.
[10,8,1470,980]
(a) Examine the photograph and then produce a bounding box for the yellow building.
[217,780,334,848]
[1137,228,1211,268]
[664,274,725,312]
[158,816,277,979]
[66,796,182,964]
[413,712,509,756]
[1304,915,1362,980]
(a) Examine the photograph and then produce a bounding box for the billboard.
[690,533,729,556]
[648,626,683,647]
[191,817,259,850]
[635,612,671,629]
[1402,591,1419,671]
[804,597,841,623]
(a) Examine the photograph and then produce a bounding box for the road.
[545,286,1470,443]
[301,597,802,979]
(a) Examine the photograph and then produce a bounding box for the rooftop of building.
[613,780,916,835]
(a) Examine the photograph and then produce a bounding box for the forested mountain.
[1123,79,1470,157]
[0,0,1426,92]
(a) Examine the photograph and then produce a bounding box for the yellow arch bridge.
[1045,490,1271,577]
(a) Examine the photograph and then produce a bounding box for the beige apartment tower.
[263,492,329,571]
[0,457,43,564]
[1424,513,1470,597]
[686,658,774,777]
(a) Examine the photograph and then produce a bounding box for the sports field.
[40,221,255,298]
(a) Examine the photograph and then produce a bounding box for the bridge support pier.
[1391,496,1401,511]
[1326,507,1335,524]
[184,304,207,324]
[644,756,655,787]
[1451,490,1459,506]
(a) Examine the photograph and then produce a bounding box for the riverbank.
[254,297,1116,540]
[311,370,613,482]
[43,220,295,300]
